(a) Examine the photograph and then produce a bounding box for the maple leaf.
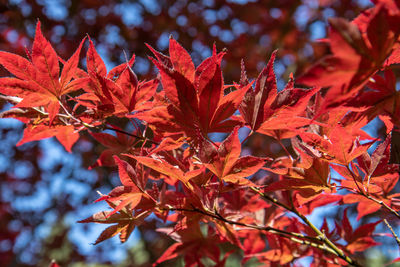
[131,154,195,189]
[342,194,382,220]
[89,125,139,168]
[339,209,380,253]
[336,135,400,220]
[0,21,88,151]
[136,39,249,140]
[303,91,372,142]
[154,224,224,266]
[265,138,340,203]
[345,70,400,127]
[79,38,157,117]
[239,53,317,139]
[78,209,149,245]
[358,133,399,179]
[199,127,267,185]
[298,18,367,92]
[94,155,158,217]
[17,124,79,152]
[2,4,399,265]
[113,156,148,192]
[0,21,86,124]
[298,3,400,114]
[95,186,143,217]
[296,125,371,165]
[296,193,343,215]
[255,235,300,265]
[265,156,334,198]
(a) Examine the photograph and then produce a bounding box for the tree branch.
[162,206,340,256]
[103,126,159,145]
[251,187,362,267]
[384,219,400,251]
[345,165,400,220]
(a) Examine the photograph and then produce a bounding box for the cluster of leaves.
[1,0,400,266]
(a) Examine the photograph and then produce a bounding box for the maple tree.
[1,0,400,266]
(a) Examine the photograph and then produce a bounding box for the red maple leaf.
[16,124,79,152]
[339,209,380,253]
[89,125,140,168]
[346,70,400,127]
[154,224,225,266]
[336,135,400,219]
[266,155,334,198]
[78,209,150,245]
[78,38,157,117]
[0,21,85,124]
[239,52,317,139]
[94,156,155,217]
[199,127,267,185]
[298,3,400,114]
[136,39,249,140]
[296,125,371,165]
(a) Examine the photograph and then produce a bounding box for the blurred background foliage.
[1,0,395,266]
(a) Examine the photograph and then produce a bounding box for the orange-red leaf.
[17,124,79,152]
[32,21,60,91]
[87,38,107,76]
[133,156,188,185]
[169,38,195,82]
[60,37,86,88]
[113,156,140,189]
[201,127,265,184]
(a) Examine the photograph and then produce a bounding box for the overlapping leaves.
[1,2,400,265]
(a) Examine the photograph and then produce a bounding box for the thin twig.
[383,219,400,251]
[345,165,364,195]
[103,126,159,145]
[367,195,400,219]
[251,186,362,267]
[345,166,400,220]
[162,206,340,255]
